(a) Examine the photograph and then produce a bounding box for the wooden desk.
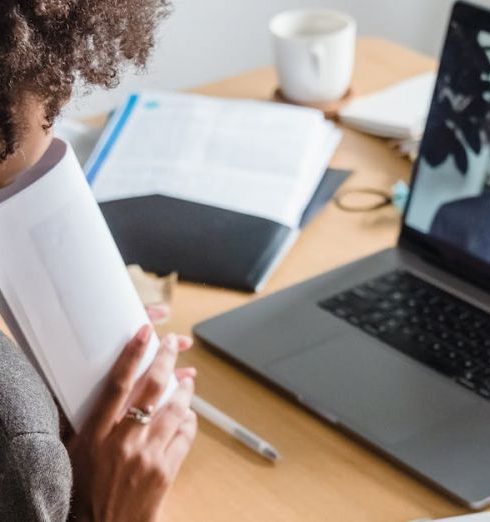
[0,38,468,521]
[162,39,470,522]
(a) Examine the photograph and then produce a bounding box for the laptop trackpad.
[266,330,477,445]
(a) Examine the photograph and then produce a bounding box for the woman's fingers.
[175,367,197,381]
[161,410,198,482]
[128,333,179,413]
[146,304,170,324]
[90,325,152,434]
[177,335,193,351]
[149,377,195,447]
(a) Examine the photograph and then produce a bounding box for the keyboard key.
[333,307,349,318]
[458,377,476,390]
[478,387,490,399]
[352,286,378,300]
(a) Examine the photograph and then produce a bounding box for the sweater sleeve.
[0,333,73,522]
[6,433,72,522]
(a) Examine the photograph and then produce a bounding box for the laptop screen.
[402,1,490,285]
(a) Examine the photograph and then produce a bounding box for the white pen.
[191,394,281,462]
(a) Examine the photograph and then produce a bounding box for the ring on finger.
[125,405,155,425]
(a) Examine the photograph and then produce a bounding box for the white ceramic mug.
[270,9,357,104]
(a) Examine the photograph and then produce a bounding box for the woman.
[0,2,197,521]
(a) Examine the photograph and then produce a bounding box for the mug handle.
[309,44,325,78]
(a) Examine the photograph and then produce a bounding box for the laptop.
[194,1,490,509]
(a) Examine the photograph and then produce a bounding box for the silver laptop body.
[195,1,490,508]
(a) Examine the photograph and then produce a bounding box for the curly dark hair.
[0,0,171,161]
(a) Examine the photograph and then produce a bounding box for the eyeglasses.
[334,181,410,213]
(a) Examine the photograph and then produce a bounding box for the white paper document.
[85,91,342,229]
[0,139,177,431]
[411,514,490,522]
[339,72,436,139]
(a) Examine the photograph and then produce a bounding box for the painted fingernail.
[148,304,170,319]
[137,325,152,344]
[179,335,193,347]
[163,333,178,354]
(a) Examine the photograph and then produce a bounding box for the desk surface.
[162,38,471,522]
[0,38,469,521]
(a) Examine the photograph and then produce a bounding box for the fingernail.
[180,335,193,345]
[148,304,170,319]
[182,377,194,389]
[137,325,152,344]
[163,333,178,354]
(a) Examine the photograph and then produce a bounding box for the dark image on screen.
[405,14,490,264]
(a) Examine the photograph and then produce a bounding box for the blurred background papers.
[58,70,436,171]
[54,118,103,167]
[339,71,436,139]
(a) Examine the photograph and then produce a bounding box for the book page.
[0,140,177,430]
[86,92,341,228]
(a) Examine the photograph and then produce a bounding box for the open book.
[85,91,342,291]
[0,139,177,431]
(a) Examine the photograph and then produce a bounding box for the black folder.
[100,168,350,292]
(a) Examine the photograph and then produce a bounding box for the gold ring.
[125,405,155,425]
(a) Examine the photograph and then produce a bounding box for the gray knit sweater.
[0,333,72,521]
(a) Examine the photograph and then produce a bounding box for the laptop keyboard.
[319,270,490,400]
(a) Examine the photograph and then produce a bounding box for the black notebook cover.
[100,168,349,292]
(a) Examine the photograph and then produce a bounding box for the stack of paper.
[86,91,342,229]
[339,72,436,139]
[0,139,177,431]
[83,91,343,291]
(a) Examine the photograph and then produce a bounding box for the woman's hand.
[68,325,197,522]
